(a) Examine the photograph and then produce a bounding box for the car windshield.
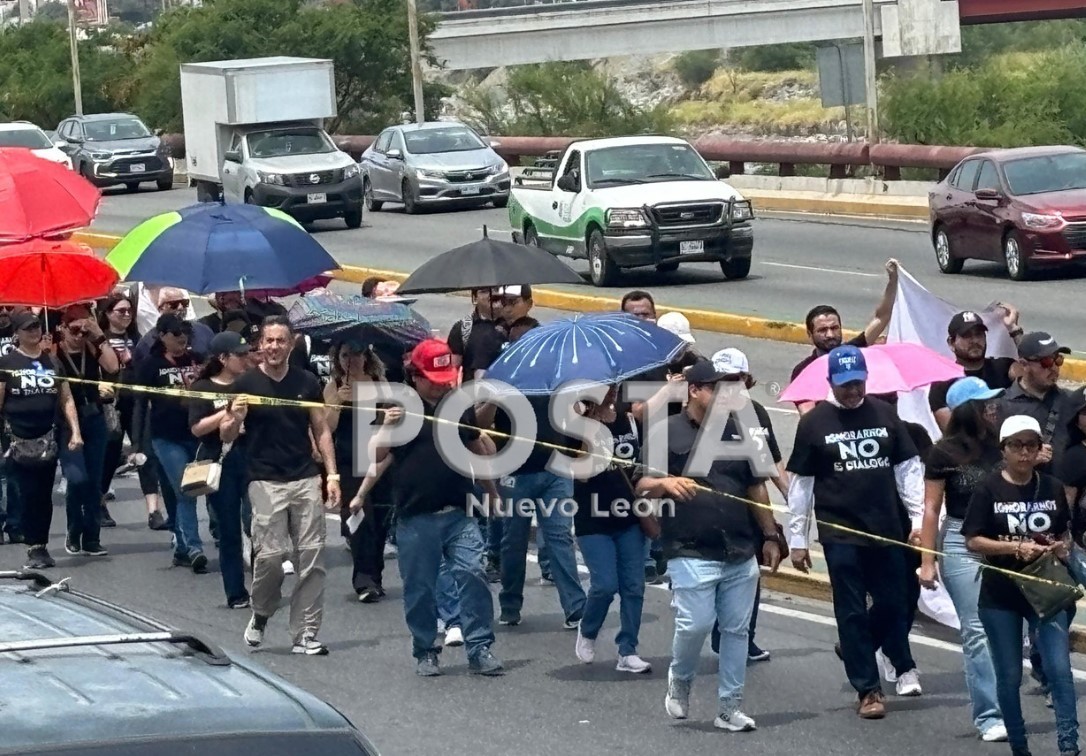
[0,127,53,149]
[1003,153,1086,195]
[403,127,485,154]
[246,128,336,158]
[586,143,714,187]
[84,118,151,141]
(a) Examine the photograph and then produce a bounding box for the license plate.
[307,193,327,204]
[680,240,704,254]
[129,163,145,173]
[460,185,480,195]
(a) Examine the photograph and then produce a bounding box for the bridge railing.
[160,133,985,180]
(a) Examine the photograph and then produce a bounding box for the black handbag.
[1016,551,1083,621]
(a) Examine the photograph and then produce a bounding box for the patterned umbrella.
[288,291,432,348]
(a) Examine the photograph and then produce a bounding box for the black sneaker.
[228,596,251,609]
[64,535,81,556]
[376,586,386,598]
[191,552,209,574]
[416,651,441,677]
[98,505,117,528]
[469,648,504,676]
[172,553,193,567]
[747,644,771,663]
[563,611,583,630]
[498,610,521,626]
[484,559,501,584]
[148,511,170,531]
[26,546,55,569]
[81,542,108,557]
[357,587,380,603]
[645,565,663,585]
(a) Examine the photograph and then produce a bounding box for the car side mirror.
[488,139,502,149]
[68,136,83,145]
[53,140,67,149]
[715,164,731,179]
[556,173,578,193]
[386,149,403,160]
[154,128,164,137]
[975,188,1002,201]
[223,149,241,163]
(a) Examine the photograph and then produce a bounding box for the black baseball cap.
[155,313,191,336]
[11,312,40,331]
[947,311,988,338]
[684,357,728,385]
[1018,331,1071,360]
[209,331,250,356]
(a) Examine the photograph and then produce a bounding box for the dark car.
[53,113,174,192]
[929,145,1086,281]
[0,571,381,756]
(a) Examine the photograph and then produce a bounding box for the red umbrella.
[0,240,119,308]
[0,148,101,243]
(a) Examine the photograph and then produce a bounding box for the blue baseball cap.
[827,345,868,386]
[946,376,1003,410]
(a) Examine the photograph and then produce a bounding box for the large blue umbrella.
[484,312,687,395]
[105,202,340,294]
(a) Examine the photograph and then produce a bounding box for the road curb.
[743,189,929,220]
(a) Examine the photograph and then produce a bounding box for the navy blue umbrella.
[484,312,687,395]
[106,202,340,294]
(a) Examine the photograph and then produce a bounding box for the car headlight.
[416,168,444,180]
[89,151,112,161]
[1021,211,1065,230]
[731,201,753,221]
[258,171,285,186]
[343,164,360,179]
[491,160,508,175]
[606,208,648,229]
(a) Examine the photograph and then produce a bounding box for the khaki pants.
[249,476,327,643]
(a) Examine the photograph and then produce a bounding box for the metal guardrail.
[161,133,982,181]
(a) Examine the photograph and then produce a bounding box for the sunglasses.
[164,327,190,338]
[1027,354,1064,369]
[163,300,190,309]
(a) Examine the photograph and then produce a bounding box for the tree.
[673,50,720,89]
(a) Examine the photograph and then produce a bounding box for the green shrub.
[673,50,720,89]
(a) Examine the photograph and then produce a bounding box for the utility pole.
[861,0,878,143]
[66,0,83,116]
[405,0,426,123]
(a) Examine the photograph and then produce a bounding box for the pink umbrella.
[779,343,964,403]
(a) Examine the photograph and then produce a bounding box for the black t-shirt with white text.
[573,411,642,538]
[0,323,15,357]
[929,357,1015,415]
[925,441,1003,520]
[786,397,918,546]
[0,351,61,439]
[135,351,201,443]
[187,378,242,462]
[962,470,1070,613]
[232,366,322,483]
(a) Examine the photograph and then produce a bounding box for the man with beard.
[791,260,900,415]
[928,309,1022,433]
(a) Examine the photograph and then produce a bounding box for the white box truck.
[180,56,364,228]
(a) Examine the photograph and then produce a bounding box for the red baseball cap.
[409,339,459,385]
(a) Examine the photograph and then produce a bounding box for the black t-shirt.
[962,469,1070,613]
[493,395,579,476]
[929,357,1016,414]
[187,378,242,461]
[790,332,868,383]
[57,346,103,412]
[447,313,481,357]
[997,383,1075,478]
[0,351,61,439]
[660,410,764,563]
[1060,444,1086,503]
[573,411,642,537]
[232,366,322,483]
[134,351,200,443]
[925,441,1003,520]
[388,402,481,519]
[786,397,918,546]
[462,321,507,374]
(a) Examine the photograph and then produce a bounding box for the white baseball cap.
[999,415,1042,442]
[657,311,695,344]
[711,347,750,376]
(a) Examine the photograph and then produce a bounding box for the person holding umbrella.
[0,311,83,569]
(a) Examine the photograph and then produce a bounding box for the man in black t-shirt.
[234,316,340,657]
[928,310,1020,432]
[786,345,923,719]
[447,288,507,376]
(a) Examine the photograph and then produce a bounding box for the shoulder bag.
[6,423,58,465]
[1013,472,1084,620]
[181,441,232,497]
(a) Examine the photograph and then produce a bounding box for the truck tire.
[587,228,619,287]
[195,181,221,203]
[523,224,540,247]
[402,179,419,214]
[157,177,174,191]
[124,182,140,193]
[720,257,751,280]
[344,206,363,229]
[492,195,509,209]
[364,179,383,211]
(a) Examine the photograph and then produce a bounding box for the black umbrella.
[397,227,584,294]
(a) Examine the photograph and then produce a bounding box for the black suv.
[0,571,382,756]
[54,112,174,192]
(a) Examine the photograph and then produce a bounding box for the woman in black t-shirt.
[0,312,83,569]
[917,378,1006,741]
[1059,387,1086,522]
[570,387,651,673]
[963,414,1079,756]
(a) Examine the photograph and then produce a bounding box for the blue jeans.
[499,471,585,619]
[980,604,1079,753]
[396,509,495,662]
[578,527,646,656]
[151,437,203,560]
[207,450,248,604]
[937,519,1003,735]
[438,519,484,629]
[669,556,759,712]
[59,411,108,547]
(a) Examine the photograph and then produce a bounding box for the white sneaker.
[896,668,922,696]
[714,710,757,732]
[383,543,398,559]
[664,672,691,719]
[437,619,447,634]
[981,723,1008,742]
[444,626,464,647]
[876,649,897,683]
[616,654,652,674]
[283,559,295,575]
[575,629,595,663]
[244,614,265,647]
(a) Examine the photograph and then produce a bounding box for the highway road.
[4,293,1083,756]
[89,185,1086,354]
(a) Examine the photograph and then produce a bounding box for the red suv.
[928,146,1086,280]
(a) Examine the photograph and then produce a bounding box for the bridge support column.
[880,0,962,57]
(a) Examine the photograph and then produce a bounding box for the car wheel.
[1003,231,1030,281]
[124,182,140,193]
[156,177,173,191]
[492,195,509,209]
[655,261,679,273]
[523,224,540,248]
[402,179,419,214]
[720,257,751,280]
[587,227,618,287]
[933,225,963,274]
[344,207,363,229]
[364,179,383,212]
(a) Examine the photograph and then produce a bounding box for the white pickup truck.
[508,136,754,286]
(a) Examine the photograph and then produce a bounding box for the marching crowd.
[0,261,1084,756]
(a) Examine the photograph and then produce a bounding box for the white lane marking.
[477,227,513,235]
[761,261,882,278]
